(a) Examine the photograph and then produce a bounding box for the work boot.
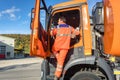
[47,75,59,80]
[47,75,54,80]
[54,76,59,80]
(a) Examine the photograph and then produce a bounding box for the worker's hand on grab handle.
[50,28,53,35]
[71,27,80,38]
[75,27,80,35]
[75,27,80,31]
[50,30,53,36]
[71,34,76,38]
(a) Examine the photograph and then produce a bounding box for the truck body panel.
[104,0,120,56]
[53,0,87,9]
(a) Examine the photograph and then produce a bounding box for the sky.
[0,0,102,34]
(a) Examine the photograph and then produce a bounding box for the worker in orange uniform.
[49,17,80,80]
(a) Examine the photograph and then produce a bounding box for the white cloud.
[10,14,15,18]
[0,13,2,17]
[22,20,29,25]
[28,12,31,17]
[18,16,21,20]
[9,14,16,20]
[0,6,20,20]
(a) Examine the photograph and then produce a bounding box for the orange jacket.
[51,24,79,52]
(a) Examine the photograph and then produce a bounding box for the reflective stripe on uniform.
[56,64,63,71]
[56,68,62,71]
[57,64,63,68]
[56,25,72,37]
[56,34,71,36]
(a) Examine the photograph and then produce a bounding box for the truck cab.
[30,0,115,80]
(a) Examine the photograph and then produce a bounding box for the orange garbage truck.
[30,0,120,80]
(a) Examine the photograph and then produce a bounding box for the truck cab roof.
[53,0,87,9]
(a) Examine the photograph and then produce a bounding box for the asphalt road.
[0,57,43,80]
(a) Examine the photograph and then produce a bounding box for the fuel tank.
[104,0,120,56]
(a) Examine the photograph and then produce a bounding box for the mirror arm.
[41,0,48,13]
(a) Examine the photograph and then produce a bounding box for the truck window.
[50,9,80,47]
[52,9,80,29]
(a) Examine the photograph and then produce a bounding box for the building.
[0,36,15,59]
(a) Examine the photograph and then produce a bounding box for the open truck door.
[30,0,49,58]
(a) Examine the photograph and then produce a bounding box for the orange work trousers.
[54,49,68,78]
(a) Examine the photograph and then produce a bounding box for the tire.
[71,71,101,80]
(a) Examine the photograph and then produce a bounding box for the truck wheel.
[71,71,101,80]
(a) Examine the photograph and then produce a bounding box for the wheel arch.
[61,56,115,80]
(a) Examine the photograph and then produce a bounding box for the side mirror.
[90,16,93,26]
[48,6,52,14]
